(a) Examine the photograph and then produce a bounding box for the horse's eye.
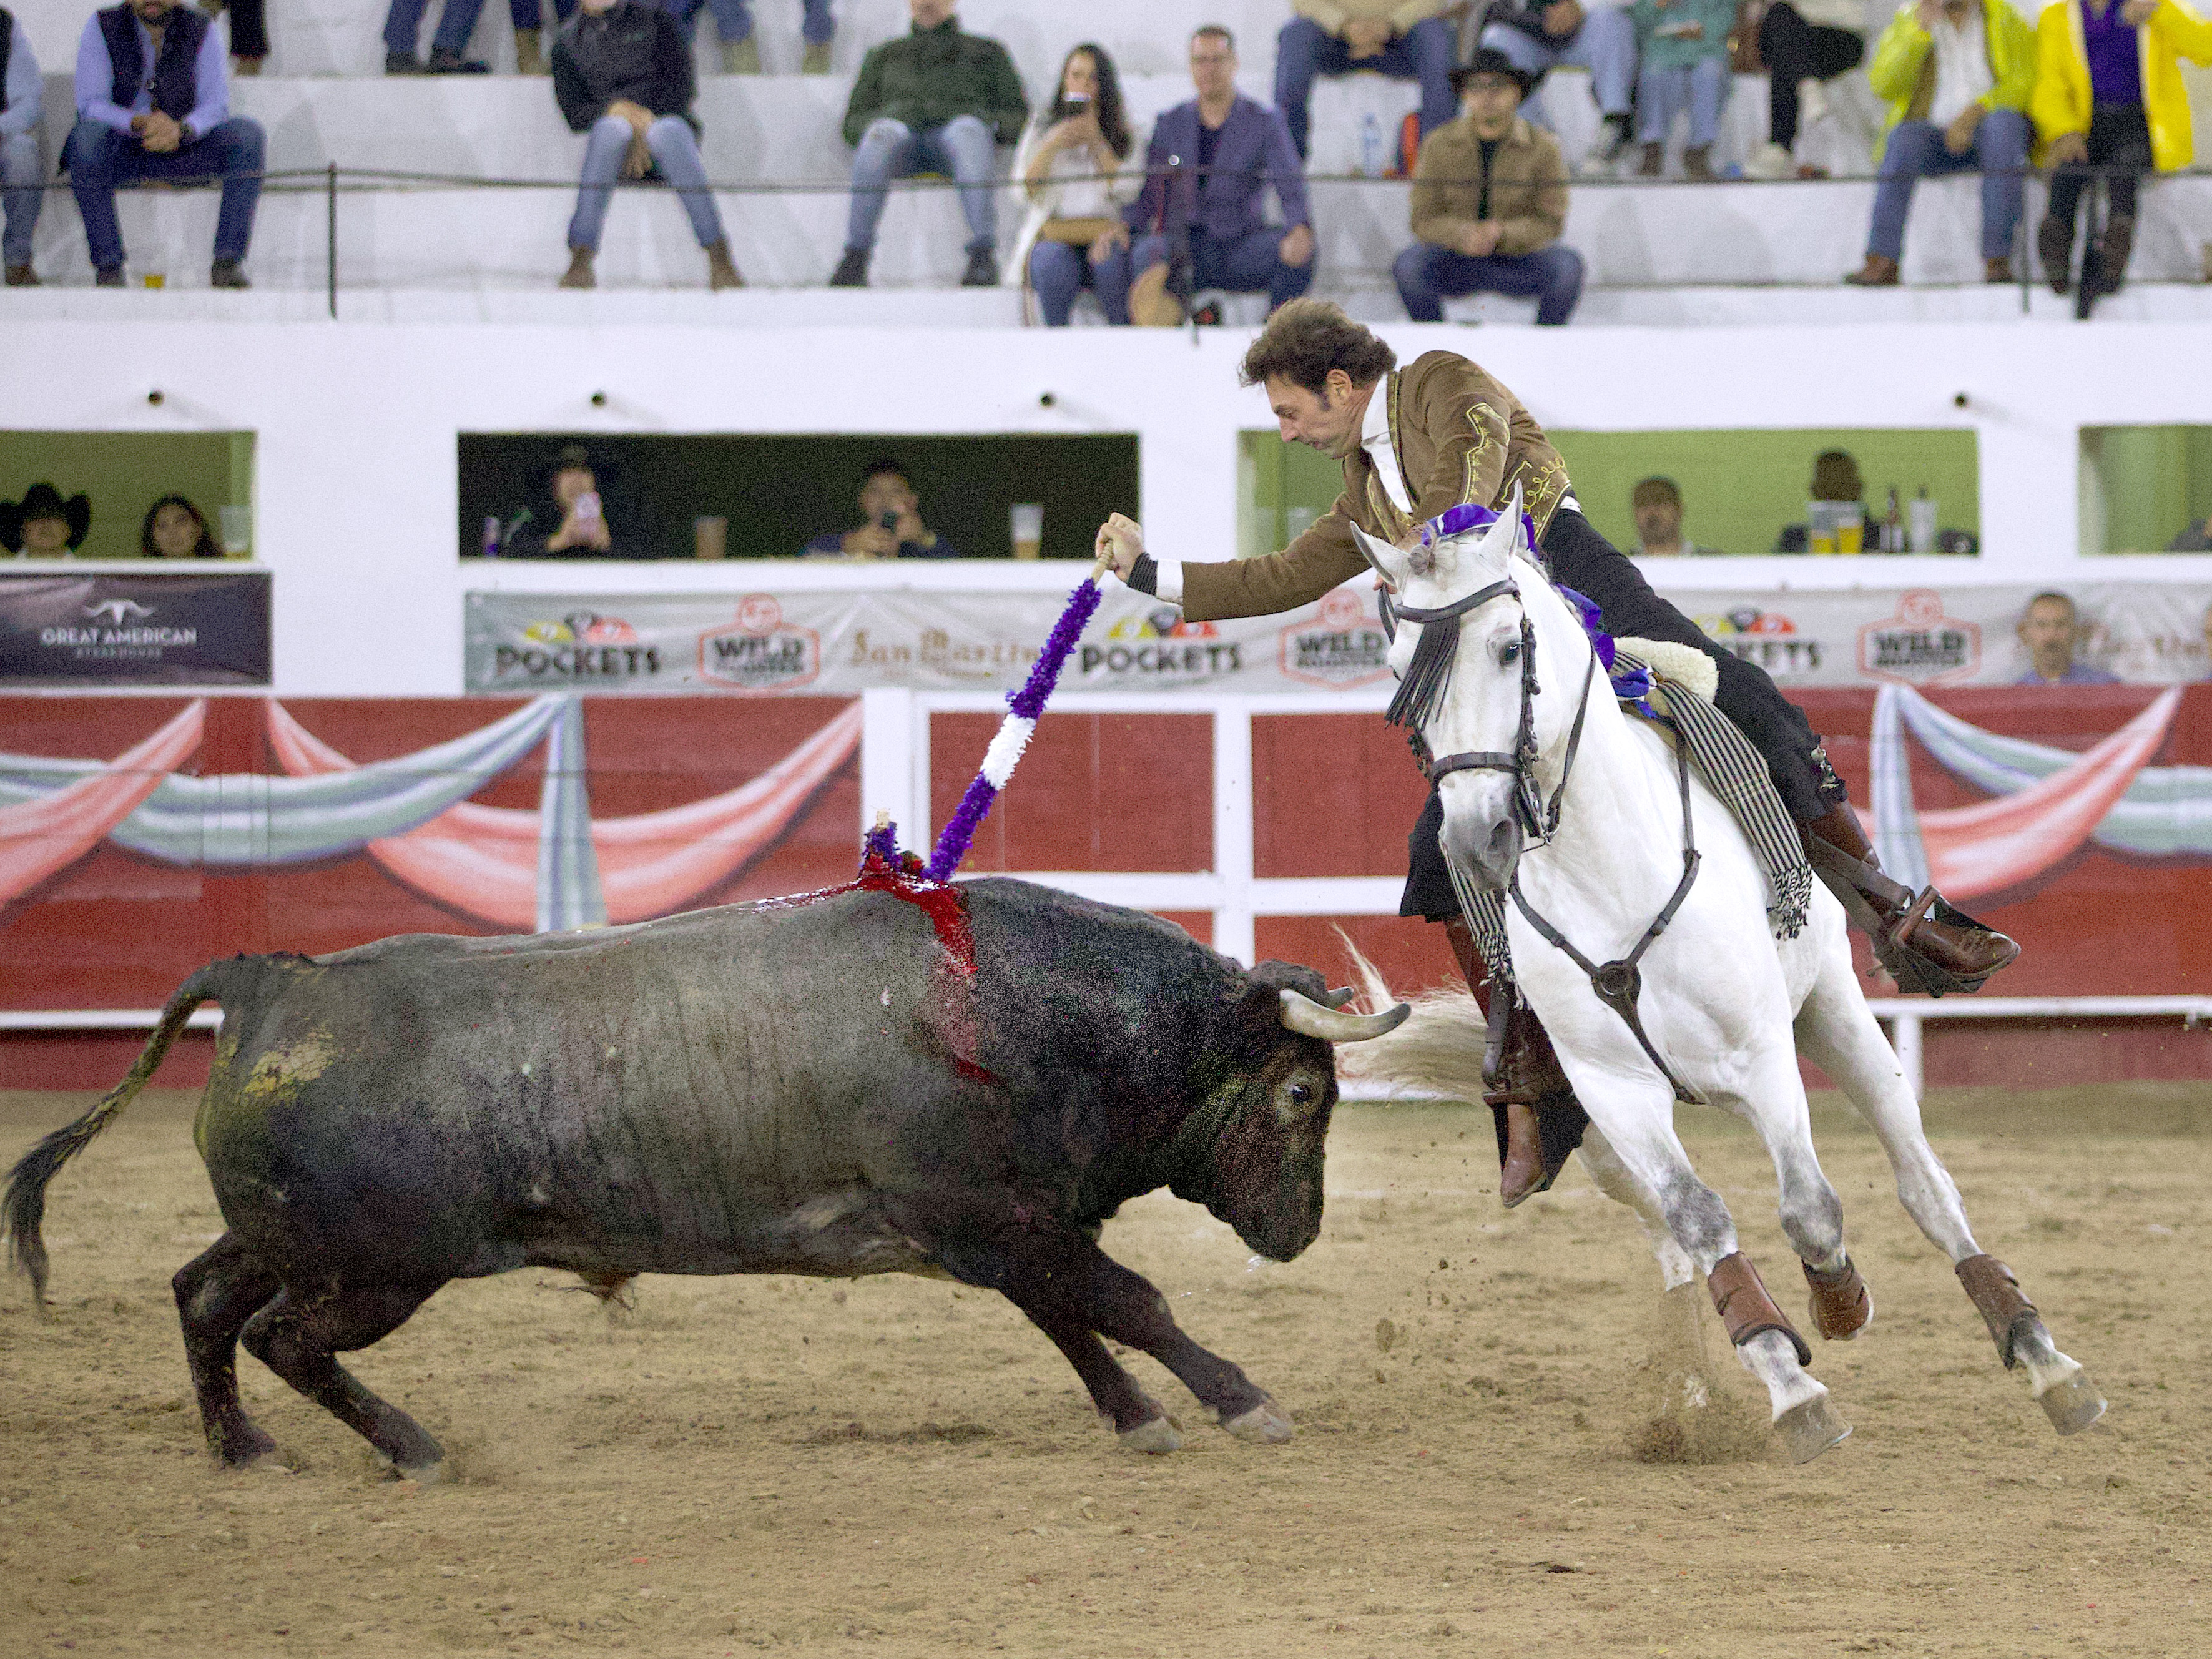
[1498,639,1521,664]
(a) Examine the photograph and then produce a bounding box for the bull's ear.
[1350,521,1406,591]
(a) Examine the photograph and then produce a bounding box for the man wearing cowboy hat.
[1393,47,1584,326]
[1,483,93,557]
[1094,302,2020,1206]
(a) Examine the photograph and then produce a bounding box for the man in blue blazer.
[1127,26,1316,315]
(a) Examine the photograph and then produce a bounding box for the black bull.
[5,875,1405,1471]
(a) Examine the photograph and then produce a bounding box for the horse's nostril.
[1488,819,1517,858]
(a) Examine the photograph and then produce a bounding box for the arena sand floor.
[2,1083,2207,1658]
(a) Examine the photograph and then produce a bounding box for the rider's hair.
[1238,300,1397,396]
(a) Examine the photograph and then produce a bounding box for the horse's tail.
[1328,931,1488,1098]
[4,960,240,1306]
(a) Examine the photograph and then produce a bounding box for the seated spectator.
[3,7,42,287]
[1844,0,2035,287]
[1274,1,1458,161]
[1631,476,1723,554]
[1010,43,1137,327]
[663,0,834,75]
[513,0,577,76]
[2015,591,2119,684]
[552,0,740,291]
[1128,27,1315,322]
[1391,51,1583,326]
[1776,447,1869,549]
[2032,0,2212,299]
[830,0,1027,290]
[1746,0,1869,178]
[506,445,622,557]
[383,0,490,74]
[1,483,92,558]
[140,493,224,558]
[2171,509,2211,551]
[1632,0,1734,177]
[65,0,265,289]
[804,458,959,559]
[1480,0,1639,174]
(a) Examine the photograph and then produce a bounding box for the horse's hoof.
[2037,1371,2107,1436]
[1774,1394,1852,1465]
[1221,1399,1293,1444]
[1118,1415,1182,1455]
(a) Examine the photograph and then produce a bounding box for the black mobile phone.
[878,511,899,532]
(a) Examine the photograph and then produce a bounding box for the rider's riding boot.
[1442,918,1588,1206]
[1799,802,2020,995]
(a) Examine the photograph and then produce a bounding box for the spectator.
[1,483,91,558]
[199,0,265,74]
[513,0,578,76]
[66,0,267,288]
[662,0,835,74]
[1127,27,1315,323]
[2015,591,2119,684]
[552,0,741,291]
[1392,50,1582,325]
[1480,0,1639,175]
[506,445,620,556]
[3,7,42,287]
[1273,0,1458,161]
[382,0,491,73]
[1746,0,1870,178]
[1010,43,1137,327]
[140,493,224,558]
[2170,508,2211,551]
[2032,0,2212,299]
[1844,0,2035,287]
[1631,0,1735,177]
[829,0,1026,290]
[1776,448,1867,549]
[803,458,959,558]
[1631,476,1723,554]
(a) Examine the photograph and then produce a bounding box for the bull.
[5,860,1406,1475]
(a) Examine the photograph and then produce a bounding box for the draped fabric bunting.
[0,696,862,931]
[1870,684,2210,900]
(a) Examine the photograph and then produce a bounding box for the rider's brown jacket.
[1177,348,1572,623]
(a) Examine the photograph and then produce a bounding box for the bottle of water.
[482,515,502,559]
[1360,112,1384,179]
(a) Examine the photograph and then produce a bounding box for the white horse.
[1342,497,2103,1463]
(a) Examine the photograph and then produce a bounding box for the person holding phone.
[1009,43,1138,327]
[502,444,619,557]
[803,457,959,559]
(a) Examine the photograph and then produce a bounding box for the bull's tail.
[4,962,233,1306]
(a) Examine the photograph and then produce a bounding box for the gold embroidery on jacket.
[1461,401,1503,505]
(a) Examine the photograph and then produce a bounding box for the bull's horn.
[1323,985,1355,1010]
[1279,988,1410,1043]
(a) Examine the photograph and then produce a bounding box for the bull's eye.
[1289,1081,1314,1108]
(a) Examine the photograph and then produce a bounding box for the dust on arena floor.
[2,1083,2206,1658]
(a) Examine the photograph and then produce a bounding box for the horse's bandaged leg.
[1802,1255,1873,1341]
[1954,1253,2038,1368]
[1706,1251,1812,1367]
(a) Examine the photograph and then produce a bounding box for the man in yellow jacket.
[1844,0,2038,285]
[2032,0,2212,295]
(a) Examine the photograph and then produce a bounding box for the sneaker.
[385,49,425,74]
[425,46,489,73]
[1579,113,1631,177]
[94,265,124,287]
[1797,76,1831,132]
[1744,140,1792,180]
[560,247,596,290]
[209,257,249,289]
[4,263,36,287]
[829,247,869,287]
[2037,215,2073,294]
[721,37,760,73]
[801,41,832,73]
[960,245,998,287]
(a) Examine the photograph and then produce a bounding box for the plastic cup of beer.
[694,516,729,560]
[1010,503,1045,561]
[142,272,165,290]
[218,505,252,556]
[1836,506,1864,555]
[1808,501,1837,554]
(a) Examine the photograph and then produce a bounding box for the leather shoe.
[829,247,868,287]
[1843,254,1899,287]
[1983,255,2014,284]
[94,265,124,287]
[960,245,998,287]
[2037,215,2072,293]
[4,263,36,287]
[209,258,248,289]
[1800,802,2019,993]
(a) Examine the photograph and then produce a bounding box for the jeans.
[510,0,575,30]
[2047,104,2151,229]
[1636,56,1729,149]
[62,117,266,269]
[845,114,997,254]
[1480,11,1638,120]
[1273,16,1458,159]
[1131,224,1316,312]
[1866,108,2031,260]
[1392,240,1585,325]
[383,0,486,56]
[661,0,833,44]
[1758,2,1863,150]
[2,132,40,267]
[1028,237,1131,325]
[569,114,726,250]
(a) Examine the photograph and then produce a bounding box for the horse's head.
[1354,488,1588,892]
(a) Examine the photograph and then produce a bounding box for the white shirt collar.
[1359,380,1413,514]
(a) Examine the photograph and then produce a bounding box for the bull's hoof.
[2037,1371,2107,1436]
[212,1424,279,1469]
[1118,1415,1182,1455]
[1774,1394,1852,1465]
[1221,1399,1293,1445]
[396,1458,450,1485]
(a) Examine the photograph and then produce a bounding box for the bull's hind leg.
[1796,966,2105,1434]
[240,1281,447,1476]
[173,1232,283,1466]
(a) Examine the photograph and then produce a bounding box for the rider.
[1094,300,2018,1206]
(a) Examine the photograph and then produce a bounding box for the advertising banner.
[0,573,271,686]
[467,582,2212,697]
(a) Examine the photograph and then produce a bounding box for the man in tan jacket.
[1096,302,2019,1205]
[1274,0,1460,160]
[1394,50,1585,325]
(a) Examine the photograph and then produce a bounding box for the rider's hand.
[1096,513,1144,579]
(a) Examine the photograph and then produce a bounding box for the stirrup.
[1804,839,2006,998]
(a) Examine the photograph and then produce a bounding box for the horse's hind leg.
[173,1232,283,1466]
[241,1281,448,1476]
[1796,966,2105,1434]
